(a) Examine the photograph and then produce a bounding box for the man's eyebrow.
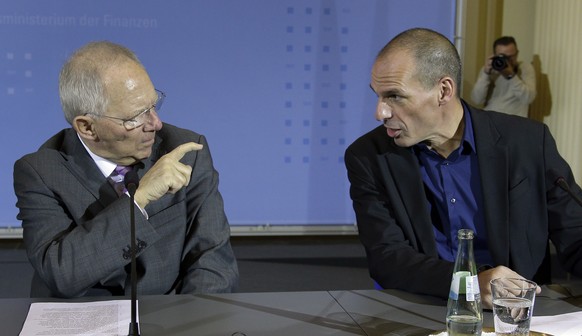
[372,86,402,98]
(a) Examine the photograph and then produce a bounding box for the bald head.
[376,28,462,97]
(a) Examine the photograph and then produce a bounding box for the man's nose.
[375,101,392,121]
[144,109,162,131]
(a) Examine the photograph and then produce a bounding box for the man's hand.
[485,54,515,79]
[484,54,495,75]
[134,142,203,208]
[478,266,542,309]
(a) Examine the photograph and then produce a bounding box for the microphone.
[124,170,139,196]
[124,169,140,336]
[554,176,582,207]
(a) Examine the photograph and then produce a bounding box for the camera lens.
[491,55,507,71]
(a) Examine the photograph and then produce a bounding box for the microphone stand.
[125,171,140,336]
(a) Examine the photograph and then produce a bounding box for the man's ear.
[438,76,455,105]
[73,115,98,141]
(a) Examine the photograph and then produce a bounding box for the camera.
[491,55,508,71]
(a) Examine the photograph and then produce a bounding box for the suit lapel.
[60,130,119,205]
[470,108,510,265]
[381,145,439,256]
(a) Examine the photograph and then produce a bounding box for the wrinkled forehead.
[372,49,416,83]
[103,60,149,84]
[103,61,156,114]
[375,46,417,68]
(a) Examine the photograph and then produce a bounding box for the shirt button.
[450,198,456,204]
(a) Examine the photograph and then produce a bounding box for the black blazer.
[345,103,582,299]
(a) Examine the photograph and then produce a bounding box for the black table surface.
[3,285,582,336]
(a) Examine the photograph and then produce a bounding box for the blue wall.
[1,0,456,228]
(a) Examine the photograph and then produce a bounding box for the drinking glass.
[490,278,537,335]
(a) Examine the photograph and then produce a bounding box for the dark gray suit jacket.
[14,123,238,298]
[345,103,582,299]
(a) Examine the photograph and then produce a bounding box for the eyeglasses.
[86,89,166,131]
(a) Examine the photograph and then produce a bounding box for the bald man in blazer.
[346,106,582,300]
[345,28,582,308]
[14,41,238,298]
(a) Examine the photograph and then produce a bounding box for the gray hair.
[376,28,462,97]
[59,41,144,124]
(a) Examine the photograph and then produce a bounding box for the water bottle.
[446,229,483,336]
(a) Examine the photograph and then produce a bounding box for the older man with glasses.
[13,41,239,298]
[470,36,537,118]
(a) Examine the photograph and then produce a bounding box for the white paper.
[530,311,582,336]
[19,300,136,336]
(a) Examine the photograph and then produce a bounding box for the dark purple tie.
[109,165,132,196]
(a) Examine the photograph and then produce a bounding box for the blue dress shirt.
[413,104,493,266]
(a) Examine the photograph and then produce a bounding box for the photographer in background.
[470,36,536,118]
